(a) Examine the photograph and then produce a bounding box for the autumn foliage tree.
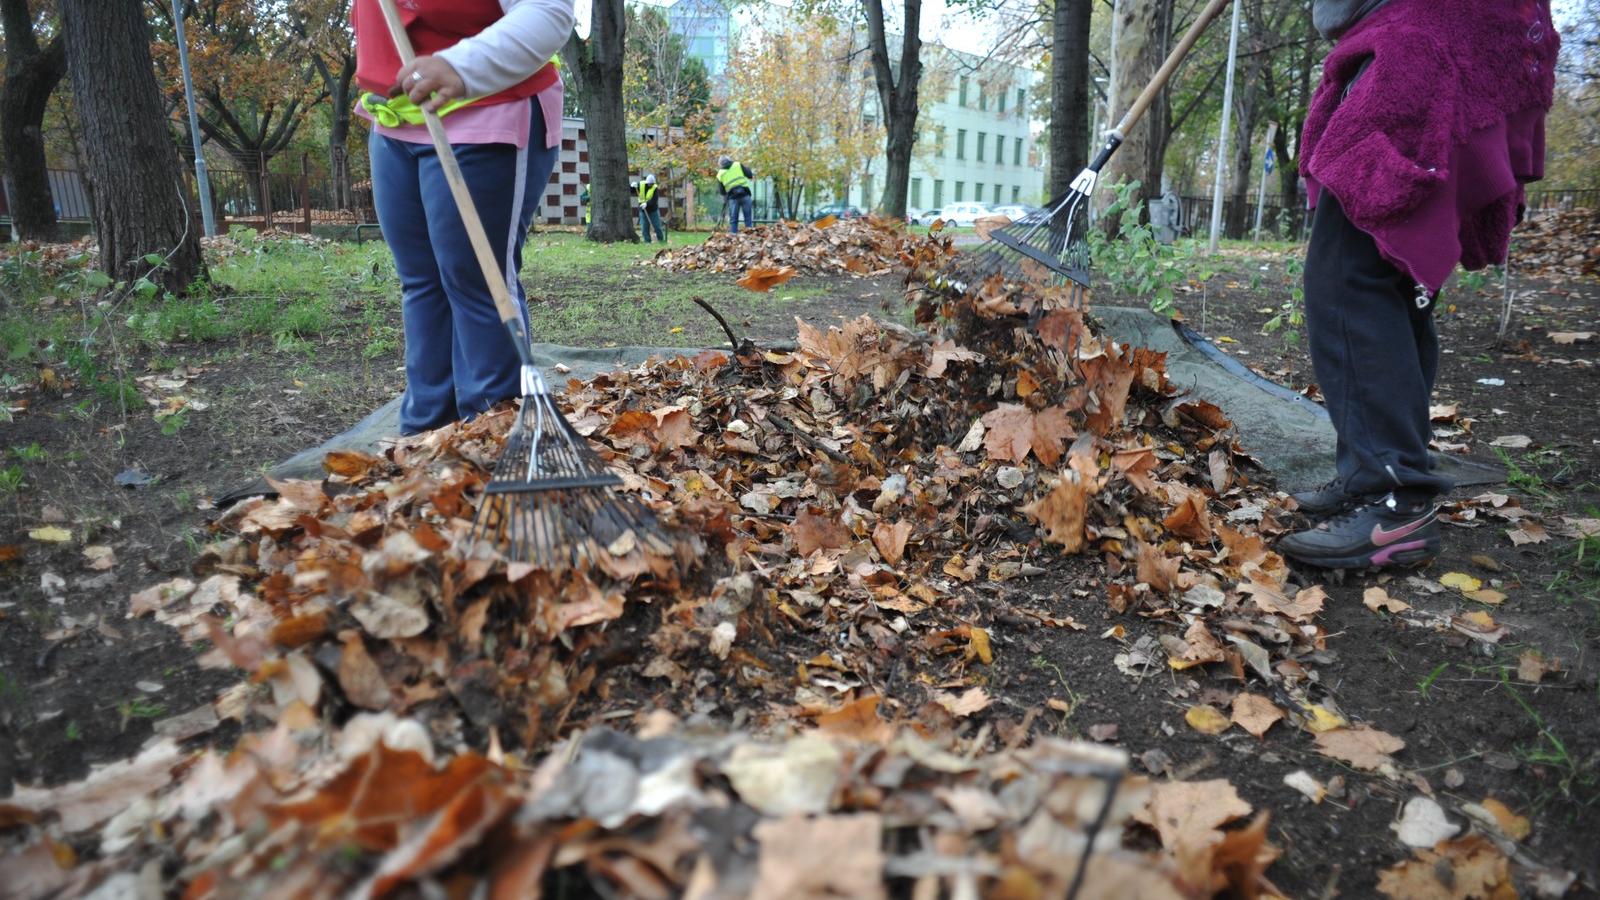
[1,0,66,241]
[724,22,882,219]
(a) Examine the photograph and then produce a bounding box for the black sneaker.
[1290,478,1355,517]
[1278,492,1440,570]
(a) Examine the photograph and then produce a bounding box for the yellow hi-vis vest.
[716,163,751,192]
[638,182,657,204]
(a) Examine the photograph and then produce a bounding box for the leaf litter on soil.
[650,215,933,283]
[5,221,1553,897]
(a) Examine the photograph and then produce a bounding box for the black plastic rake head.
[471,369,670,570]
[934,187,1095,305]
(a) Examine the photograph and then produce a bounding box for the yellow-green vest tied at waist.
[358,91,480,128]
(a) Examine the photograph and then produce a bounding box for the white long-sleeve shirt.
[435,0,577,98]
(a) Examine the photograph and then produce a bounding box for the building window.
[979,88,987,111]
[933,179,944,206]
[977,132,986,162]
[959,76,969,107]
[955,181,965,202]
[956,129,966,160]
[862,174,873,208]
[998,89,1006,114]
[994,183,1002,204]
[1014,137,1023,166]
[1016,88,1025,115]
[1011,185,1021,203]
[996,134,1005,165]
[911,177,923,208]
[975,183,984,203]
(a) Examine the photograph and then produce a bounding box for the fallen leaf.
[1463,588,1507,605]
[736,265,798,292]
[1477,798,1531,841]
[339,634,394,711]
[1136,541,1182,594]
[324,449,386,479]
[28,526,71,543]
[980,403,1075,467]
[1138,779,1252,856]
[1022,473,1090,553]
[1392,796,1460,848]
[1314,725,1405,770]
[82,545,116,571]
[935,686,991,718]
[724,736,842,816]
[1243,582,1324,622]
[1,740,179,832]
[965,627,993,665]
[753,814,887,900]
[1439,572,1482,593]
[1231,693,1284,738]
[871,520,911,566]
[1363,587,1411,613]
[1184,704,1231,735]
[1282,770,1326,803]
[1488,434,1532,449]
[1516,650,1550,683]
[1506,520,1549,546]
[1548,331,1595,344]
[790,508,850,557]
[1377,836,1512,899]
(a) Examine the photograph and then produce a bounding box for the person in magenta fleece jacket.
[1277,0,1558,570]
[353,0,575,436]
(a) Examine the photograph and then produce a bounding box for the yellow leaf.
[1464,588,1507,605]
[1462,610,1498,629]
[1302,703,1347,733]
[1215,336,1238,344]
[1363,587,1411,613]
[670,326,685,334]
[966,626,993,665]
[29,526,71,543]
[1480,798,1531,840]
[1440,572,1483,593]
[1185,704,1231,735]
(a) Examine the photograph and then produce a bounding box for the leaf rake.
[375,0,669,570]
[935,0,1232,305]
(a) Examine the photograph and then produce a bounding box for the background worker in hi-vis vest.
[716,156,754,234]
[637,174,666,243]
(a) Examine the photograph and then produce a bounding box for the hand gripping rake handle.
[1075,0,1232,190]
[374,0,539,380]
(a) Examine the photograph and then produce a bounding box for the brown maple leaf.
[791,508,850,557]
[736,265,797,292]
[980,404,1075,467]
[1022,472,1089,553]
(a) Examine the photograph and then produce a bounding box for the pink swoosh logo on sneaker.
[1371,516,1431,547]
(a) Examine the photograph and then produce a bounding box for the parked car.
[932,203,992,227]
[914,207,944,227]
[988,204,1036,222]
[810,203,864,222]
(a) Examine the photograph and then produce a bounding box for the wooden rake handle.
[1110,0,1232,141]
[374,0,533,360]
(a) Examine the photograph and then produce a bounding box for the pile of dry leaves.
[1514,209,1600,281]
[4,241,1547,897]
[649,215,924,288]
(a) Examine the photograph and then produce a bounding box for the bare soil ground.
[1,237,1596,896]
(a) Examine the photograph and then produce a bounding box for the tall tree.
[1047,0,1091,196]
[861,0,921,218]
[60,0,204,292]
[1097,0,1168,230]
[293,0,356,209]
[1,0,66,240]
[562,0,635,242]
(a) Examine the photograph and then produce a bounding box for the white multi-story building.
[849,48,1046,214]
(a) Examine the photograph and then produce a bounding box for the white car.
[932,203,992,227]
[988,204,1035,222]
[914,207,944,227]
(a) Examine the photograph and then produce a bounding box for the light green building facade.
[850,48,1046,214]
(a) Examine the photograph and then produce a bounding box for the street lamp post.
[1207,0,1242,253]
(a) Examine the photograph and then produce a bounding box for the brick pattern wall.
[537,117,688,226]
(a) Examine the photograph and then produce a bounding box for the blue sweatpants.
[728,193,753,233]
[370,104,559,435]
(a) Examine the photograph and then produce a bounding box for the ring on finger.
[411,71,423,82]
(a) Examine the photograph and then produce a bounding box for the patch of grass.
[519,231,714,278]
[1417,661,1449,700]
[1493,448,1556,501]
[1498,670,1598,802]
[65,720,82,741]
[117,698,167,730]
[0,464,24,495]
[10,442,46,462]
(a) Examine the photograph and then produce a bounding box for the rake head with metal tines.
[471,365,671,570]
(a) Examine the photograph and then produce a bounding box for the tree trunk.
[564,0,636,243]
[327,56,355,209]
[863,0,921,219]
[60,0,204,293]
[1,0,67,241]
[1047,0,1092,196]
[1098,0,1166,233]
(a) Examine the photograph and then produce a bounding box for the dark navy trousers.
[370,105,559,435]
[1303,192,1453,498]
